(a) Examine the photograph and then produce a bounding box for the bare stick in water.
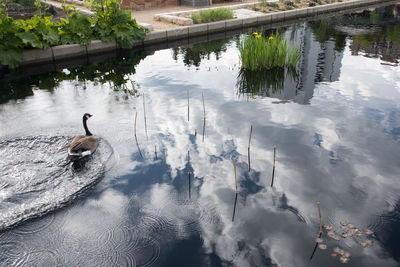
[195,128,197,136]
[143,94,148,139]
[134,111,143,158]
[155,145,157,160]
[202,92,206,142]
[187,89,189,122]
[317,202,322,234]
[234,161,238,194]
[134,111,138,137]
[270,146,276,187]
[188,150,191,199]
[248,125,253,172]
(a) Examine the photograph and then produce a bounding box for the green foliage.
[15,15,59,48]
[0,0,148,68]
[266,2,279,8]
[0,8,24,68]
[239,32,300,71]
[92,0,147,48]
[191,8,234,24]
[58,6,93,44]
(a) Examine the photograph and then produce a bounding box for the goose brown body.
[67,113,98,161]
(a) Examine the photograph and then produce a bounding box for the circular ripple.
[107,249,137,267]
[105,223,140,252]
[12,213,55,235]
[132,237,161,267]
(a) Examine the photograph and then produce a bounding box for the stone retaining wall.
[4,0,397,70]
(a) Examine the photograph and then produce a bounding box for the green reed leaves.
[239,32,300,71]
[191,8,233,24]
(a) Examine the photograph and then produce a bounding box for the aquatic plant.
[191,8,233,24]
[239,32,300,71]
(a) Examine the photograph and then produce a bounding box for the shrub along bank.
[0,0,147,68]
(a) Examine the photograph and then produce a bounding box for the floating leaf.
[334,247,341,253]
[365,239,373,245]
[319,244,327,250]
[364,229,374,235]
[344,252,351,258]
[341,233,347,238]
[331,253,337,257]
[361,241,367,247]
[340,221,348,226]
[316,238,323,243]
[348,223,355,229]
[325,225,333,230]
[340,256,349,263]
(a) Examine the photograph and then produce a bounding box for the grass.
[239,32,300,71]
[191,8,234,24]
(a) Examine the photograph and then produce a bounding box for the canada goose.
[67,113,98,161]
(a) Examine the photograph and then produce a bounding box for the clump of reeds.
[191,8,234,24]
[239,32,300,71]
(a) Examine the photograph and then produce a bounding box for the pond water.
[1,3,400,266]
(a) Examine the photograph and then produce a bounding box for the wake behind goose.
[0,135,113,231]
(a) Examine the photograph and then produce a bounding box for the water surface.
[0,3,400,266]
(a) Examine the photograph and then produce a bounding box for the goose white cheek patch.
[81,151,92,157]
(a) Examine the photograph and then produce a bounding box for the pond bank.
[2,0,397,70]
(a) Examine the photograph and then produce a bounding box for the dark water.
[1,3,400,266]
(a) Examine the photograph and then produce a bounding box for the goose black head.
[83,113,92,120]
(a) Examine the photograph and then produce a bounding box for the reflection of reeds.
[232,193,238,222]
[195,128,197,136]
[155,145,157,160]
[233,161,238,194]
[187,89,190,122]
[202,92,206,142]
[270,146,276,187]
[310,202,323,260]
[143,94,148,139]
[236,68,297,97]
[248,125,253,172]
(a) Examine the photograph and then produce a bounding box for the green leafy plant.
[92,0,147,48]
[0,0,147,69]
[0,8,24,68]
[15,14,59,48]
[58,5,93,44]
[239,32,300,71]
[190,8,233,24]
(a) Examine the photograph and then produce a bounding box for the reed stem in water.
[143,94,148,139]
[134,111,138,137]
[317,202,322,234]
[202,92,206,142]
[270,146,276,187]
[234,161,238,194]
